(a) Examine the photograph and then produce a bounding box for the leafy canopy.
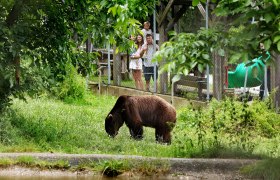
[214,0,280,59]
[0,0,154,111]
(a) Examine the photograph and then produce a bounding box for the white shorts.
[129,58,142,70]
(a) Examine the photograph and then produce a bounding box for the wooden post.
[212,51,224,100]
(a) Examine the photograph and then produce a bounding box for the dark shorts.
[143,66,158,81]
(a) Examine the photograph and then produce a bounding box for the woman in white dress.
[129,34,144,90]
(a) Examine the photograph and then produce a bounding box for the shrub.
[176,97,280,157]
[52,61,87,101]
[0,109,19,144]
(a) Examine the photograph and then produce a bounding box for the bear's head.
[105,96,127,137]
[105,112,124,137]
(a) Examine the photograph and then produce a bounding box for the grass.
[0,156,70,169]
[241,158,280,180]
[0,94,175,156]
[0,93,279,159]
[0,93,279,178]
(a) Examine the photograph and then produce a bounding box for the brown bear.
[105,95,176,144]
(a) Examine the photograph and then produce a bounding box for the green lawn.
[0,93,279,160]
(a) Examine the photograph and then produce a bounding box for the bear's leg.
[155,128,171,144]
[124,105,144,140]
[129,126,143,140]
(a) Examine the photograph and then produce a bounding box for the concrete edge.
[88,84,207,109]
[0,153,258,174]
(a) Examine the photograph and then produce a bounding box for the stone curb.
[0,153,258,174]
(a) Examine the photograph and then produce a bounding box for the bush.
[175,97,280,158]
[52,62,87,101]
[0,109,19,144]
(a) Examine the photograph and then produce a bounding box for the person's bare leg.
[132,70,139,89]
[146,80,150,91]
[139,80,144,90]
[135,70,144,90]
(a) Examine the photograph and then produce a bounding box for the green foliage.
[52,62,87,101]
[214,0,280,60]
[175,97,280,158]
[154,30,212,81]
[0,0,152,111]
[0,111,19,144]
[179,6,205,33]
[154,24,234,80]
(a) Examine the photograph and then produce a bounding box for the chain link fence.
[90,48,208,100]
[91,48,161,93]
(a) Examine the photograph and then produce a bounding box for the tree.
[154,30,212,82]
[214,0,280,108]
[154,0,280,104]
[0,0,153,111]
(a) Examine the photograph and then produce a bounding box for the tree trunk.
[14,56,20,86]
[158,26,168,94]
[158,3,168,94]
[271,52,280,111]
[212,51,224,100]
[6,0,28,27]
[6,0,29,87]
[113,46,121,86]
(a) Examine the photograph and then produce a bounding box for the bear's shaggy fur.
[105,95,176,144]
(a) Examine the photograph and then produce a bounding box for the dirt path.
[0,153,258,179]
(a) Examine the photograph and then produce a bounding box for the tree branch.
[166,5,188,32]
[158,0,175,26]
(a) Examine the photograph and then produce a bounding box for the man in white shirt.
[141,34,159,92]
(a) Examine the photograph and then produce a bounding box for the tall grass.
[0,93,279,160]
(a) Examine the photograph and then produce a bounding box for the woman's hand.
[142,45,148,51]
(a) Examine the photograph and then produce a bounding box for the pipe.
[153,0,157,93]
[206,0,210,101]
[243,67,248,96]
[98,66,106,94]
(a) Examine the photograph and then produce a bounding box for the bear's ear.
[106,114,113,121]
